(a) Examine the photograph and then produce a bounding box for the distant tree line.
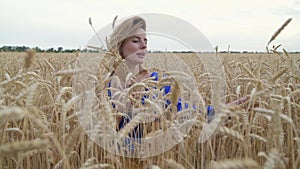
[1,45,299,54]
[0,46,79,53]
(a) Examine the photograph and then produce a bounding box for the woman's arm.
[225,95,250,107]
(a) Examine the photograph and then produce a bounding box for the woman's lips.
[136,52,146,57]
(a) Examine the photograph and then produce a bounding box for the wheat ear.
[267,18,292,46]
[209,158,260,169]
[0,138,49,158]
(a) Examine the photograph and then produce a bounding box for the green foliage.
[0,45,79,53]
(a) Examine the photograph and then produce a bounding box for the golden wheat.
[0,48,299,169]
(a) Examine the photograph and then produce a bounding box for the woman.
[105,16,154,142]
[104,16,250,145]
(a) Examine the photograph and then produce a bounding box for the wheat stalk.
[209,158,260,169]
[0,138,49,158]
[64,125,83,156]
[219,126,244,143]
[24,48,36,70]
[164,159,186,169]
[270,67,288,82]
[0,106,24,123]
[267,18,292,46]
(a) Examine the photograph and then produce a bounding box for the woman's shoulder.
[135,69,152,82]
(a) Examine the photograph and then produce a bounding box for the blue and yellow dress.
[107,71,215,141]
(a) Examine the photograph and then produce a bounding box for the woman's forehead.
[133,28,146,37]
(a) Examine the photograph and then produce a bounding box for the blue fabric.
[150,71,158,81]
[163,85,171,95]
[108,71,216,153]
[176,98,189,112]
[107,81,115,108]
[141,72,159,105]
[108,72,215,137]
[108,81,112,97]
[207,105,215,123]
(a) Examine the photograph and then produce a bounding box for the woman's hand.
[225,95,250,107]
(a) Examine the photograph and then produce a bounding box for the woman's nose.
[140,41,147,49]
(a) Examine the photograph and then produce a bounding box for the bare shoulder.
[135,69,152,82]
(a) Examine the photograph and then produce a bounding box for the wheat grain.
[0,106,24,123]
[164,159,186,169]
[271,67,288,82]
[219,126,244,143]
[209,158,260,169]
[0,138,48,158]
[267,18,292,46]
[65,125,83,156]
[1,51,299,168]
[24,48,36,70]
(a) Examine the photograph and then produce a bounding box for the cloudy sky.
[1,0,299,52]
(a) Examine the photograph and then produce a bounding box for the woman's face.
[120,28,147,66]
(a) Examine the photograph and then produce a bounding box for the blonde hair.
[106,16,149,78]
[107,16,146,55]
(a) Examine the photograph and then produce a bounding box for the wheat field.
[0,49,299,169]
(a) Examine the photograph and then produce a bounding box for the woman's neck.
[125,61,139,75]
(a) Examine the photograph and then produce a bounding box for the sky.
[1,0,299,52]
